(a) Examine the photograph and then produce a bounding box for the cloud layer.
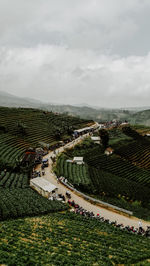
[0,0,150,107]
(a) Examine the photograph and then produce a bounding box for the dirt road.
[35,133,150,230]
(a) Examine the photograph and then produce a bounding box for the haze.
[0,0,150,108]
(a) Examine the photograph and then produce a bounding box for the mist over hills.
[0,90,150,125]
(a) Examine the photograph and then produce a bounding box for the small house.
[104,147,114,156]
[73,157,84,165]
[30,177,58,198]
[91,136,101,144]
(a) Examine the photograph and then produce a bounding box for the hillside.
[0,106,92,221]
[1,211,150,265]
[130,109,150,126]
[2,90,150,125]
[1,107,150,265]
[55,127,150,219]
[0,91,43,108]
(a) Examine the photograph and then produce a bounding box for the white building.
[73,157,84,165]
[30,177,58,198]
[91,136,101,144]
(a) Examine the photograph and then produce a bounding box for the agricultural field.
[0,106,92,221]
[108,127,133,147]
[0,188,67,221]
[115,140,150,169]
[0,211,150,265]
[56,154,91,190]
[0,106,92,171]
[0,170,29,188]
[55,131,150,218]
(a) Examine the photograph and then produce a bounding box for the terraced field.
[0,188,67,221]
[0,211,150,265]
[55,134,150,206]
[0,106,91,221]
[56,154,90,188]
[115,140,150,170]
[0,107,92,170]
[0,171,29,188]
[86,152,150,188]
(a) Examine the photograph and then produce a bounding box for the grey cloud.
[0,45,150,107]
[0,0,150,55]
[0,1,150,107]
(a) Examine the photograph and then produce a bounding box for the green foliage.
[0,171,29,188]
[0,188,67,221]
[0,107,92,172]
[115,140,150,170]
[1,212,150,265]
[56,154,91,191]
[56,137,150,214]
[99,129,109,148]
[122,126,146,142]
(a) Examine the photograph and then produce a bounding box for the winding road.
[35,132,150,230]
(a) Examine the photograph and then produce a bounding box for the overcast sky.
[0,0,150,108]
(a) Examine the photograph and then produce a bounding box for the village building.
[104,147,114,156]
[91,136,101,144]
[73,157,84,165]
[30,177,58,198]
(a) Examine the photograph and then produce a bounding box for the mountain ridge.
[0,90,150,125]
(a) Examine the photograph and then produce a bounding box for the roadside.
[35,132,150,230]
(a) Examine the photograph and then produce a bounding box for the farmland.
[0,211,150,265]
[0,106,92,170]
[0,106,92,221]
[55,128,150,218]
[1,106,150,265]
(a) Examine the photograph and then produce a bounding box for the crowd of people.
[66,198,150,238]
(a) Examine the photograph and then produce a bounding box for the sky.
[0,0,150,108]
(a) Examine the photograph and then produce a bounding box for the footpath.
[35,133,150,230]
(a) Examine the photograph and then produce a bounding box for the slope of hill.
[1,211,150,265]
[0,91,43,108]
[130,109,150,126]
[55,128,150,219]
[1,90,150,125]
[0,106,92,221]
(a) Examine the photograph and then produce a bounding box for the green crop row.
[0,211,150,265]
[115,140,150,170]
[56,155,91,189]
[0,171,29,188]
[0,188,67,221]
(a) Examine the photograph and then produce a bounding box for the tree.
[16,121,27,136]
[99,129,109,149]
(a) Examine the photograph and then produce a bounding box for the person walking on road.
[138,220,143,233]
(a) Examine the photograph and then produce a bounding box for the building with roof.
[104,147,114,156]
[30,177,58,198]
[73,157,84,165]
[91,136,101,144]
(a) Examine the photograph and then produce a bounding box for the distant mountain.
[0,90,150,125]
[0,91,43,108]
[129,109,150,126]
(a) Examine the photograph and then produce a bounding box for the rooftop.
[30,177,57,192]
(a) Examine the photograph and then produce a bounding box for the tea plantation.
[0,106,92,170]
[0,106,92,220]
[1,107,150,265]
[0,211,150,265]
[56,129,150,218]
